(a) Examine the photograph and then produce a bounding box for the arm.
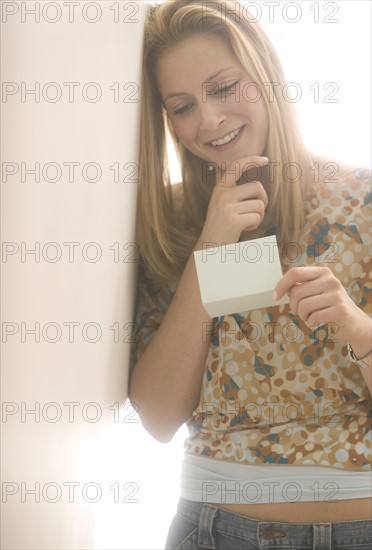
[129,248,212,443]
[129,155,269,442]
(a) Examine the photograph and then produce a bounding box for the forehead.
[155,33,239,97]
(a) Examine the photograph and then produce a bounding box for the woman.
[129,1,372,548]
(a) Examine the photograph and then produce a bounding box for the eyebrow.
[163,67,235,102]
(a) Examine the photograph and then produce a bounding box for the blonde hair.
[137,0,312,284]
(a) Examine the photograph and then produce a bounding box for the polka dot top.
[130,167,371,471]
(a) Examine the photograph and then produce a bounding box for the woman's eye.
[171,82,239,115]
[174,103,193,116]
[214,81,239,95]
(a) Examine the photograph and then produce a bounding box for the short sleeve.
[336,167,371,317]
[129,262,176,377]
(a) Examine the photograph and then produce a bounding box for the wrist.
[347,316,372,369]
[347,343,372,369]
[346,316,372,359]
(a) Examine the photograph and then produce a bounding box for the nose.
[199,101,226,131]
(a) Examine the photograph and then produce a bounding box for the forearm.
[129,243,212,442]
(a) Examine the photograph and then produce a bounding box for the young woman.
[129,1,372,548]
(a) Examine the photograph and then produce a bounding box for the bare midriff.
[214,497,372,522]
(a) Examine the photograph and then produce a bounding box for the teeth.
[211,127,241,146]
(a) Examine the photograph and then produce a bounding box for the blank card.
[194,235,289,318]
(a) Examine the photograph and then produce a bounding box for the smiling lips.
[209,125,244,148]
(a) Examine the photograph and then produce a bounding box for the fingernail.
[272,290,278,301]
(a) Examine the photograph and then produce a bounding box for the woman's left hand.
[273,266,371,348]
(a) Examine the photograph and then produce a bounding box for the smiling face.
[155,33,269,172]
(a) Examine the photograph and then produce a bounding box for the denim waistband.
[176,497,372,549]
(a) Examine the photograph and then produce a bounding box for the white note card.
[194,235,289,318]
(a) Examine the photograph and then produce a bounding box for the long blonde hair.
[137,0,312,284]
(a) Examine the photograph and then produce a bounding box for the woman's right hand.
[196,155,269,248]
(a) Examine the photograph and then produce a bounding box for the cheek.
[247,96,269,136]
[235,81,269,123]
[239,81,262,104]
[171,118,197,148]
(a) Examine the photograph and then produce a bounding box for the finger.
[219,156,269,188]
[239,212,264,231]
[288,277,331,314]
[235,198,266,217]
[273,266,329,300]
[294,293,335,323]
[234,181,268,208]
[306,305,342,331]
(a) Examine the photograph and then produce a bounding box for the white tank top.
[180,453,372,504]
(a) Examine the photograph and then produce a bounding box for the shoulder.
[309,152,371,184]
[307,153,371,202]
[310,153,371,183]
[304,153,371,223]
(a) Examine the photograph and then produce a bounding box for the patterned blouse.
[130,167,372,471]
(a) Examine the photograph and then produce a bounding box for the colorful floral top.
[130,167,372,471]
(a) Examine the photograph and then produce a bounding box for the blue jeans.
[164,498,372,549]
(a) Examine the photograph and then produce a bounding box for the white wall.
[1,1,147,548]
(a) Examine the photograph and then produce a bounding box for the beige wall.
[1,2,147,547]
